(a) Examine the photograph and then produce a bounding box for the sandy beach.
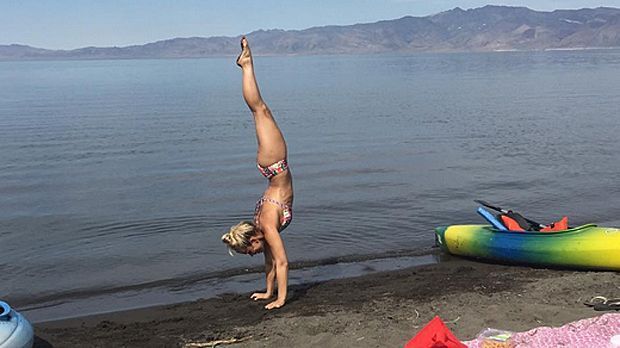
[34,256,620,347]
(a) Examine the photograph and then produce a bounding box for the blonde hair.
[222,221,256,256]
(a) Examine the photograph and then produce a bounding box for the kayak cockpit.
[482,223,598,235]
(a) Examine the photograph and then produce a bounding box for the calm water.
[2,51,620,320]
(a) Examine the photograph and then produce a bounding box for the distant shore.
[3,5,620,61]
[35,257,620,347]
[2,46,620,63]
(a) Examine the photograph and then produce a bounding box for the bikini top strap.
[261,197,289,210]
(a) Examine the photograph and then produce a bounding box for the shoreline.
[34,257,620,347]
[22,249,439,323]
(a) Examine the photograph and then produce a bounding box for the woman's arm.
[261,225,289,310]
[250,247,276,300]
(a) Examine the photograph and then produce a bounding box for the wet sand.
[35,257,619,347]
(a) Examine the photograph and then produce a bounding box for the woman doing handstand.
[221,37,293,310]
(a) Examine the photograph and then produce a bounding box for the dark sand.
[35,257,620,347]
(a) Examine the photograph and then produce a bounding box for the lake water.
[1,50,620,321]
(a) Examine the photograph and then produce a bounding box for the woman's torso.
[264,170,293,204]
[256,169,293,231]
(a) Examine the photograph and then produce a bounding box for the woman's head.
[222,221,264,256]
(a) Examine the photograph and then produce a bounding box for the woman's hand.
[250,292,272,301]
[265,298,285,310]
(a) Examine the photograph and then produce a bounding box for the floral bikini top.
[254,197,293,232]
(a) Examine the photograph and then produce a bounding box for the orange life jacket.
[500,215,525,231]
[540,216,568,232]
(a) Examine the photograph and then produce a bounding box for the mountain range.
[2,5,620,60]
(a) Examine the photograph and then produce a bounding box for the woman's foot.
[236,36,252,68]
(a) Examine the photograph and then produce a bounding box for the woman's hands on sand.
[265,298,285,310]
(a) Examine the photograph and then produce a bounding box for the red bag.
[404,316,467,348]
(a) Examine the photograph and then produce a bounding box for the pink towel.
[465,313,620,348]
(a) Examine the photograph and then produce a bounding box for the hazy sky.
[2,0,620,49]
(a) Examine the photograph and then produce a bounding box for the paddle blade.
[474,200,504,213]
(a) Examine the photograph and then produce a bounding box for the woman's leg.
[237,37,287,167]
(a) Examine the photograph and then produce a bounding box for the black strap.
[506,211,540,231]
